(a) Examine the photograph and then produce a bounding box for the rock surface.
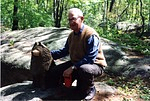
[1,27,71,69]
[1,27,150,100]
[1,27,149,72]
[0,81,117,101]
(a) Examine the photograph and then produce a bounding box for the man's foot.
[66,86,96,100]
[84,86,96,100]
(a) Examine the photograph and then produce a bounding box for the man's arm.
[51,39,69,60]
[74,34,100,67]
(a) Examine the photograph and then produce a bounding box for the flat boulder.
[1,27,150,79]
[1,27,150,100]
[0,81,117,101]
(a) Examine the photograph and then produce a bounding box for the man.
[49,8,107,100]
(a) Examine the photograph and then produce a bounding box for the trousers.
[46,61,104,90]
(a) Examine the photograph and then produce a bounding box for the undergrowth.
[96,28,150,56]
[96,75,150,101]
[96,27,150,100]
[108,76,150,101]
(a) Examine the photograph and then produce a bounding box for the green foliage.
[1,0,149,55]
[139,85,150,100]
[1,0,54,29]
[1,0,14,28]
[140,94,150,101]
[96,26,150,55]
[1,0,149,30]
[106,78,115,86]
[9,40,14,46]
[1,0,150,100]
[104,76,150,101]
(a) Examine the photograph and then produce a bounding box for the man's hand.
[63,66,73,77]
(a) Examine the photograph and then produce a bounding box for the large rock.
[1,27,128,70]
[115,21,142,32]
[1,27,71,69]
[0,27,150,100]
[0,81,117,101]
[1,27,150,78]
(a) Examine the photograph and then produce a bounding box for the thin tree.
[148,0,150,32]
[117,0,130,22]
[109,0,115,12]
[53,0,65,27]
[139,0,145,37]
[12,0,19,30]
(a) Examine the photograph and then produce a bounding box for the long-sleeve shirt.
[51,24,100,68]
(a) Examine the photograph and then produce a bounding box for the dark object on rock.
[30,42,55,90]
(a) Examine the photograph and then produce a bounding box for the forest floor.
[93,75,149,101]
[92,50,150,101]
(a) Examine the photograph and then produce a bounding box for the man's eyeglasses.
[68,16,80,22]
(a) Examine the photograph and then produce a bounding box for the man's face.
[68,13,83,32]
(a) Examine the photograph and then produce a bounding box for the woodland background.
[1,0,150,30]
[1,0,150,55]
[1,0,150,100]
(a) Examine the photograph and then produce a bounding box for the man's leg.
[45,61,73,88]
[77,64,104,100]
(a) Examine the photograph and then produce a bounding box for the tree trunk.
[109,0,115,12]
[36,0,39,4]
[53,0,65,27]
[23,0,26,29]
[134,0,139,20]
[117,0,129,22]
[148,0,150,32]
[12,0,19,30]
[103,0,108,23]
[139,0,145,37]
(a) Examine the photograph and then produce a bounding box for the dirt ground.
[93,94,144,101]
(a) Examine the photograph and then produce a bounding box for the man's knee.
[79,64,103,76]
[79,64,93,74]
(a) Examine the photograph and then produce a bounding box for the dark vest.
[68,25,107,67]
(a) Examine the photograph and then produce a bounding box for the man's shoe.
[84,86,96,100]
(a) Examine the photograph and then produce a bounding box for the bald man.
[48,8,107,100]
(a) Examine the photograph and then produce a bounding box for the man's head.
[68,8,84,33]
